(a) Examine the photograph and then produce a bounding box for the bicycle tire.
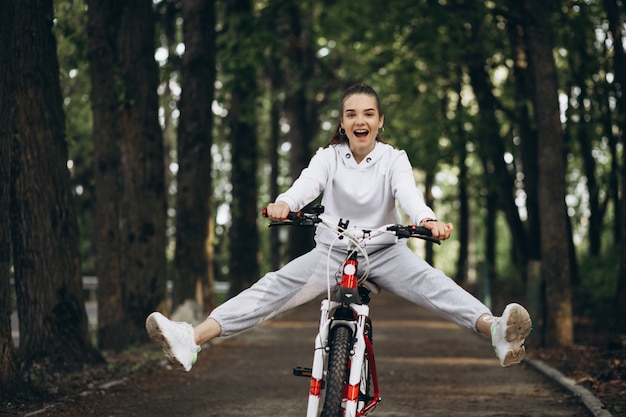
[321,325,352,417]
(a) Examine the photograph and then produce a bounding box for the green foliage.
[577,245,620,315]
[47,0,624,320]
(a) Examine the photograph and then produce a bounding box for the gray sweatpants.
[209,242,492,337]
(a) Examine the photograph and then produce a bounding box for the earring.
[339,127,346,135]
[378,126,384,135]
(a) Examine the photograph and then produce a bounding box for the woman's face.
[341,93,384,160]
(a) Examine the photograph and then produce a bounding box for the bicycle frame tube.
[306,300,381,417]
[344,305,369,417]
[306,300,332,415]
[359,334,380,415]
[305,235,382,417]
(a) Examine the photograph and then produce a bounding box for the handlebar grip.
[410,226,432,236]
[262,204,323,221]
[387,224,441,244]
[286,211,302,221]
[261,208,301,220]
[262,208,317,227]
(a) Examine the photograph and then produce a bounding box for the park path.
[38,292,592,417]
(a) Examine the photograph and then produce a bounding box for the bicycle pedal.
[293,366,312,377]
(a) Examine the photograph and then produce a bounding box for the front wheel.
[321,325,352,417]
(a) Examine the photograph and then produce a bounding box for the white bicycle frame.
[307,300,371,416]
[305,223,387,417]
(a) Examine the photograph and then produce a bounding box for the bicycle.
[263,204,440,417]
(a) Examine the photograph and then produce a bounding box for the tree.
[466,31,530,285]
[278,2,319,260]
[258,0,325,268]
[496,3,544,329]
[116,0,166,343]
[602,0,626,333]
[520,0,574,347]
[86,0,124,350]
[11,0,102,365]
[117,0,168,344]
[266,55,283,271]
[87,0,167,348]
[172,0,217,313]
[0,0,29,399]
[225,0,261,297]
[452,79,470,285]
[556,3,611,258]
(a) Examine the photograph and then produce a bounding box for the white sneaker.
[146,312,201,372]
[491,303,532,367]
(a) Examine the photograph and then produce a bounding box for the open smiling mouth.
[354,129,369,138]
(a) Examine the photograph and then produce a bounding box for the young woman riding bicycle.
[146,83,531,375]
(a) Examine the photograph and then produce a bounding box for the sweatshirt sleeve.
[275,147,330,211]
[390,150,436,225]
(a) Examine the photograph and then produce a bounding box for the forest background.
[0,0,625,410]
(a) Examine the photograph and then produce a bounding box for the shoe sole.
[501,304,532,367]
[146,313,186,370]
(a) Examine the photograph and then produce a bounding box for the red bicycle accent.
[341,258,358,289]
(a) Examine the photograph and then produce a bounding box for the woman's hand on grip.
[419,219,453,240]
[265,201,291,222]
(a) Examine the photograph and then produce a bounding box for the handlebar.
[262,205,441,245]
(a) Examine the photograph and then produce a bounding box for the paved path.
[58,291,593,417]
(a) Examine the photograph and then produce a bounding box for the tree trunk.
[172,0,216,314]
[617,123,626,333]
[466,61,529,279]
[424,172,435,265]
[568,57,603,256]
[86,0,125,350]
[280,3,318,261]
[507,19,541,261]
[268,67,283,271]
[603,111,621,245]
[116,0,168,343]
[226,0,260,297]
[11,0,102,365]
[454,81,469,285]
[506,18,543,331]
[483,174,498,307]
[603,0,626,332]
[455,147,470,284]
[0,0,30,398]
[87,0,167,348]
[522,0,574,347]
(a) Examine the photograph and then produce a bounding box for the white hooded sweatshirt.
[276,141,436,250]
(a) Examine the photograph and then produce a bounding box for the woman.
[146,83,531,372]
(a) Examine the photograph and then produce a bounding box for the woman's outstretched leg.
[146,245,337,371]
[369,243,532,367]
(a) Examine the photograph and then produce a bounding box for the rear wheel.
[321,325,352,417]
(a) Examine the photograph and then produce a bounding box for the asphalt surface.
[66,291,595,417]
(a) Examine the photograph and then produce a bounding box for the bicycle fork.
[295,245,381,416]
[302,299,380,417]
